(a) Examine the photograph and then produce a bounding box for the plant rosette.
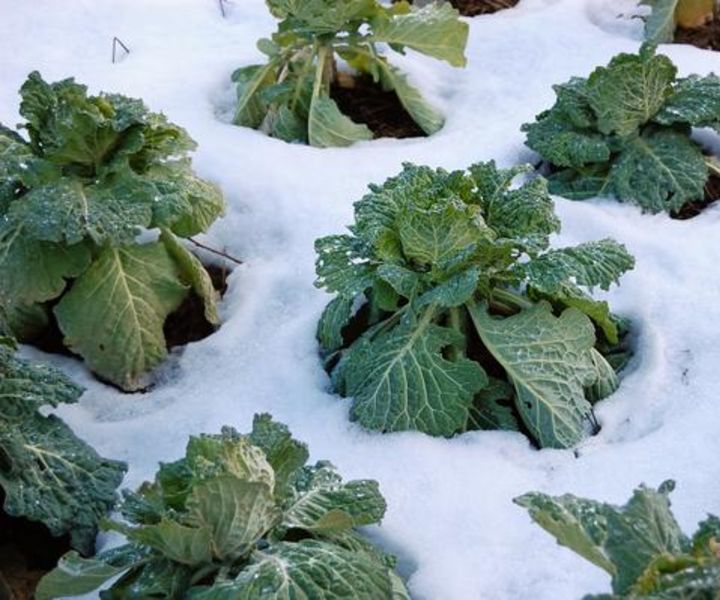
[314,161,635,449]
[232,0,468,147]
[37,414,410,600]
[0,72,226,391]
[0,336,126,555]
[516,481,720,598]
[523,44,720,215]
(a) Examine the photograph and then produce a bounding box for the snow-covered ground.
[2,0,720,598]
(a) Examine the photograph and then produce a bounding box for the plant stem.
[705,156,720,177]
[188,238,243,265]
[448,306,467,361]
[491,288,533,311]
[313,44,329,99]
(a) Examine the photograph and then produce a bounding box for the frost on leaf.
[38,416,409,600]
[0,72,225,390]
[231,0,468,146]
[523,45,717,214]
[0,342,126,554]
[515,481,720,597]
[314,162,634,448]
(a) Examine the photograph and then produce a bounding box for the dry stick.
[189,238,243,265]
[112,37,130,64]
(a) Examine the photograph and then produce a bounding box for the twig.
[189,238,243,265]
[218,0,226,18]
[112,37,130,64]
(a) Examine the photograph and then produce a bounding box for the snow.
[2,0,720,598]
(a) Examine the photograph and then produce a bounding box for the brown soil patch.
[0,496,72,600]
[164,262,229,348]
[330,74,426,140]
[672,173,720,219]
[448,0,519,17]
[675,16,720,50]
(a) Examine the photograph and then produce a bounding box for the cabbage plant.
[0,72,225,390]
[0,336,126,555]
[37,415,409,600]
[523,44,720,214]
[232,0,468,147]
[314,162,635,449]
[516,481,720,598]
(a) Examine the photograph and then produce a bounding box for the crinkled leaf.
[587,46,676,137]
[317,295,355,352]
[467,377,520,432]
[0,220,91,306]
[480,175,560,252]
[611,128,707,213]
[315,235,374,297]
[36,546,146,600]
[416,266,479,308]
[282,465,385,533]
[397,197,489,268]
[54,242,188,391]
[655,73,720,129]
[187,477,279,561]
[372,3,468,67]
[102,556,193,600]
[189,539,394,599]
[344,309,488,435]
[521,239,635,294]
[248,413,309,501]
[515,491,617,575]
[186,432,275,491]
[469,301,598,449]
[0,343,81,416]
[548,164,614,200]
[0,398,126,553]
[523,113,611,168]
[515,481,689,594]
[267,0,375,34]
[123,519,213,566]
[161,230,220,326]
[9,173,155,245]
[147,160,226,238]
[308,95,372,148]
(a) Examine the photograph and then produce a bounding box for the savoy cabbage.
[37,414,410,600]
[231,0,468,147]
[0,72,225,390]
[516,481,720,598]
[0,336,126,555]
[314,162,635,449]
[523,44,720,214]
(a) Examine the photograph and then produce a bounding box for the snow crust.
[2,0,720,598]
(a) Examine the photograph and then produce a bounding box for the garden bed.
[3,1,720,599]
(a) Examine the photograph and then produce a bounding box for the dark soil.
[330,75,426,140]
[0,492,72,600]
[447,0,519,17]
[671,173,720,220]
[675,17,720,51]
[164,263,229,348]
